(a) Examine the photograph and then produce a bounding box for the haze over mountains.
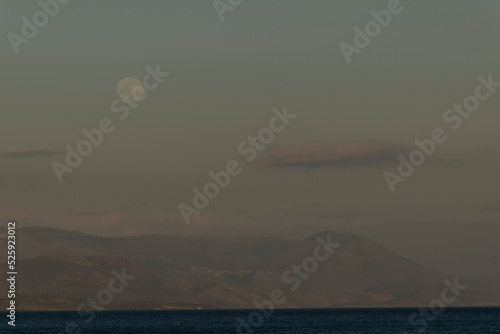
[1,227,499,310]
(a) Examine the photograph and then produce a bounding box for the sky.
[0,0,499,275]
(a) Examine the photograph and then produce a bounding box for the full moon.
[117,77,144,103]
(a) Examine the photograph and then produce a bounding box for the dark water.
[2,308,499,333]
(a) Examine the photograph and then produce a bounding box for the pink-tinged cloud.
[255,141,407,168]
[0,148,65,158]
[0,205,184,237]
[67,208,114,217]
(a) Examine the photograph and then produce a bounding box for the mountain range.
[0,227,498,310]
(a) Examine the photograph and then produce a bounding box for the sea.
[2,307,499,333]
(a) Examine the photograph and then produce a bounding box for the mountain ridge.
[1,226,498,310]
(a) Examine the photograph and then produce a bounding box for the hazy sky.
[1,0,499,275]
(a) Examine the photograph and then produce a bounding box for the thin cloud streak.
[0,148,65,158]
[255,141,408,168]
[67,208,114,217]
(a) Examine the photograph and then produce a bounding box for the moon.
[117,77,144,103]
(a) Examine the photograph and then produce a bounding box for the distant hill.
[0,227,498,310]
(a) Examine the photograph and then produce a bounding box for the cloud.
[0,148,65,158]
[481,205,500,213]
[0,205,184,237]
[255,141,407,168]
[67,208,114,217]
